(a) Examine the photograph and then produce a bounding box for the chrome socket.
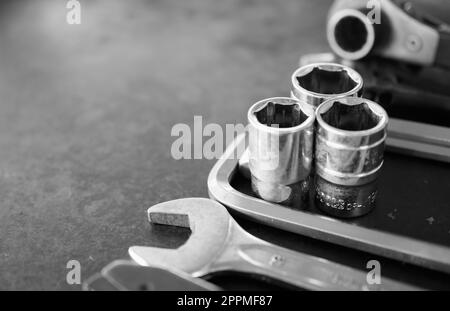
[327,8,378,61]
[248,97,315,205]
[314,174,378,218]
[315,97,388,186]
[291,63,363,109]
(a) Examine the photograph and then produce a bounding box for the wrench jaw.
[128,198,422,290]
[128,198,233,277]
[149,212,191,230]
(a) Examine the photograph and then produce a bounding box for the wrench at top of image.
[83,260,220,291]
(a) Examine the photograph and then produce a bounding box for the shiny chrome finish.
[327,8,376,61]
[291,63,363,109]
[314,174,378,218]
[247,97,315,204]
[130,198,420,290]
[315,97,388,186]
[327,0,440,66]
[83,260,221,291]
[208,134,450,274]
[298,53,450,163]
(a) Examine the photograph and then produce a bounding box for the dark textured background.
[0,0,449,290]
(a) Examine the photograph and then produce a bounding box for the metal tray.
[208,134,450,274]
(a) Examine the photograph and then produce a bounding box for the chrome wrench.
[129,198,421,291]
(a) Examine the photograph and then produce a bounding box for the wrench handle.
[222,242,420,291]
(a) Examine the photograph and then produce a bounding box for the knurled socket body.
[291,63,363,109]
[248,97,315,205]
[315,97,388,186]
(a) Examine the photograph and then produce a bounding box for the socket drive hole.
[296,67,358,95]
[334,15,370,53]
[321,101,381,131]
[255,102,308,128]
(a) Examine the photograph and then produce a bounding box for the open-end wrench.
[83,260,220,291]
[129,198,421,291]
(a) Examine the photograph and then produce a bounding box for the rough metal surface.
[0,0,331,290]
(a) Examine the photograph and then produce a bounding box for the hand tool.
[238,148,251,179]
[315,97,388,187]
[291,63,363,109]
[387,119,450,163]
[83,260,220,291]
[83,273,122,291]
[247,97,315,204]
[209,134,450,275]
[298,53,450,164]
[314,174,378,218]
[327,0,450,69]
[129,198,421,290]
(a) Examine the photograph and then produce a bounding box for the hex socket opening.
[248,97,315,204]
[296,66,358,95]
[327,9,375,60]
[334,15,370,53]
[254,101,309,128]
[320,100,381,131]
